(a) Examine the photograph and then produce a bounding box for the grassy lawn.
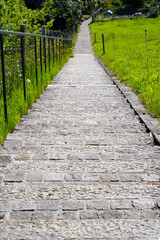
[90,17,160,121]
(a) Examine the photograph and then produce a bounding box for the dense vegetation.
[0,0,95,32]
[90,17,160,120]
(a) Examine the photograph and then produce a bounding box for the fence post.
[113,34,115,59]
[42,26,47,72]
[145,30,149,79]
[20,24,26,100]
[102,33,105,54]
[59,38,61,63]
[0,34,8,123]
[56,38,58,63]
[94,33,96,43]
[40,38,43,82]
[34,37,38,87]
[62,33,64,56]
[50,30,54,65]
[92,13,95,23]
[48,38,51,71]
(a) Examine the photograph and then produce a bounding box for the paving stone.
[80,211,99,219]
[120,173,140,182]
[101,174,120,182]
[140,173,159,182]
[132,199,156,210]
[65,173,82,181]
[110,200,133,210]
[58,211,79,220]
[62,201,85,211]
[3,172,24,182]
[36,201,60,211]
[140,210,159,219]
[15,154,31,161]
[44,173,64,181]
[100,210,124,219]
[10,211,32,220]
[123,210,141,219]
[26,173,43,182]
[87,200,110,210]
[0,155,12,164]
[82,173,100,182]
[84,154,100,161]
[31,211,55,220]
[11,200,37,210]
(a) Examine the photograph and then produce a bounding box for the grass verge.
[90,17,160,121]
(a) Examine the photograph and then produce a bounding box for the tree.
[42,0,84,30]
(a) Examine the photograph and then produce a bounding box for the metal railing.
[0,28,72,123]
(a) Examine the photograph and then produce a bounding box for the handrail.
[0,30,71,41]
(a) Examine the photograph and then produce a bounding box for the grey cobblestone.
[132,199,156,209]
[62,200,85,211]
[80,211,99,219]
[140,173,159,182]
[36,201,60,211]
[87,200,110,210]
[26,173,43,182]
[110,200,133,210]
[44,173,64,181]
[3,172,24,182]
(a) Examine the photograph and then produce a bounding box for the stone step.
[2,133,152,151]
[0,198,159,221]
[1,159,158,175]
[13,119,143,131]
[0,219,160,239]
[21,111,140,122]
[7,124,145,134]
[1,145,159,157]
[0,183,159,201]
[1,170,159,186]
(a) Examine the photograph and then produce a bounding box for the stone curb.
[95,58,160,146]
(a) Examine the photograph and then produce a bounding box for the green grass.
[90,17,160,121]
[0,38,73,145]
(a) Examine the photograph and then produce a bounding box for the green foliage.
[90,18,160,120]
[0,0,46,33]
[101,0,123,9]
[100,0,159,8]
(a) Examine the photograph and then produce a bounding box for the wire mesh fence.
[0,28,73,126]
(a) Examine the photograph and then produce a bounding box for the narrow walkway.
[0,19,160,239]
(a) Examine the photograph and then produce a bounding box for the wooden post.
[102,33,105,54]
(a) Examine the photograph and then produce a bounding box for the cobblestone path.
[0,19,160,239]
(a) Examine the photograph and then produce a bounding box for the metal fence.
[0,27,72,123]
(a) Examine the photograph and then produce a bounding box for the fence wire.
[0,29,73,125]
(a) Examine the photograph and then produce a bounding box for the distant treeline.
[100,0,159,9]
